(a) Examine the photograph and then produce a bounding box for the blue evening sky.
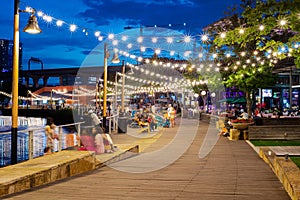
[0,0,240,70]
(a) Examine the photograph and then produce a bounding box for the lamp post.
[121,60,125,114]
[114,63,132,114]
[103,43,109,133]
[117,60,127,134]
[11,0,41,164]
[114,73,118,113]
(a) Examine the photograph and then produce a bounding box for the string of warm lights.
[120,51,221,75]
[30,4,299,59]
[22,4,299,81]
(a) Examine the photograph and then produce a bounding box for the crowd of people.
[129,103,177,131]
[217,104,300,137]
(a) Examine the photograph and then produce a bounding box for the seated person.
[239,111,249,120]
[102,133,116,153]
[93,127,105,154]
[136,113,148,127]
[219,115,231,137]
[129,112,140,128]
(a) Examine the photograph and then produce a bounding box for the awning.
[219,97,246,104]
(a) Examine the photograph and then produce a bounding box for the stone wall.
[259,148,300,200]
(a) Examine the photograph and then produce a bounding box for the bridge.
[0,65,126,88]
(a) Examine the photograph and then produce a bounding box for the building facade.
[0,39,23,72]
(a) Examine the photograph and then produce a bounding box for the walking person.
[167,104,176,128]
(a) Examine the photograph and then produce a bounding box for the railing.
[0,113,121,167]
[107,113,119,134]
[0,121,84,167]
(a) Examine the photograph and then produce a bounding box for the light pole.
[114,72,121,113]
[103,43,108,133]
[114,73,118,113]
[114,61,130,114]
[121,60,125,114]
[11,0,41,164]
[102,44,121,133]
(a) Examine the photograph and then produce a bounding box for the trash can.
[118,116,127,133]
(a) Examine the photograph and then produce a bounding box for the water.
[0,116,76,167]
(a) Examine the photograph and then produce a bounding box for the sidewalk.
[0,118,291,199]
[0,125,164,198]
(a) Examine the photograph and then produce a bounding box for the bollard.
[77,123,81,147]
[58,126,63,151]
[109,117,112,134]
[28,130,33,160]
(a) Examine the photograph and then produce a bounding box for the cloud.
[0,0,240,70]
[78,0,238,36]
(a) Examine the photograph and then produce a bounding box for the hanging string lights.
[14,4,298,97]
[31,4,300,74]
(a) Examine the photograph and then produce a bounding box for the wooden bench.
[248,125,300,140]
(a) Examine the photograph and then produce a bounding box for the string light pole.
[121,60,125,113]
[110,50,128,133]
[117,60,128,133]
[11,0,41,164]
[102,43,109,133]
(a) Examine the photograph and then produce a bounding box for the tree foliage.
[204,0,299,114]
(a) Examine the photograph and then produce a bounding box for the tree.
[205,0,300,115]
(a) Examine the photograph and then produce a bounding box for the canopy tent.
[218,97,246,104]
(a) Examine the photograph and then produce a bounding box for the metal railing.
[0,114,121,167]
[107,113,119,134]
[0,121,84,167]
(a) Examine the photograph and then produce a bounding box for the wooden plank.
[248,125,300,140]
[270,146,300,156]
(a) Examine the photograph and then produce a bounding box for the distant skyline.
[0,0,240,70]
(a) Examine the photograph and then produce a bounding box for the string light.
[94,31,101,37]
[21,4,298,76]
[70,24,76,32]
[137,36,143,43]
[183,35,191,43]
[279,19,287,26]
[239,28,245,34]
[56,20,63,26]
[108,33,114,39]
[259,25,264,31]
[201,34,209,42]
[220,32,226,38]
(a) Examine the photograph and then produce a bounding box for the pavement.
[0,117,292,199]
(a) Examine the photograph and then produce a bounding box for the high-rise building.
[0,39,23,72]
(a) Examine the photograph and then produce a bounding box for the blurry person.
[44,121,58,154]
[93,127,105,154]
[167,104,176,127]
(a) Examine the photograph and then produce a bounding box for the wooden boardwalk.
[2,119,290,200]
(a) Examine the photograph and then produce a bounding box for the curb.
[0,145,139,198]
[246,141,300,200]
